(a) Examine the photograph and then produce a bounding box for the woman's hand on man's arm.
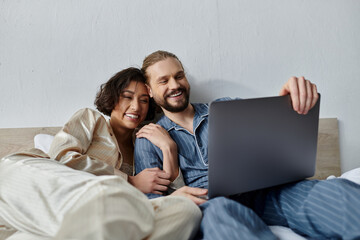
[136,123,179,181]
[128,167,170,195]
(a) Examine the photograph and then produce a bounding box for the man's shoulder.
[191,98,234,115]
[191,97,235,106]
[135,135,154,146]
[155,114,175,130]
[134,139,159,162]
[212,97,233,102]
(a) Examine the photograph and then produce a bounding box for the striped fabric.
[0,108,202,239]
[48,108,129,179]
[257,179,360,239]
[135,100,360,239]
[0,156,202,239]
[135,103,212,198]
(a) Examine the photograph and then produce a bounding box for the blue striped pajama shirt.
[135,100,360,239]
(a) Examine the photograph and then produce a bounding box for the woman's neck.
[109,119,133,146]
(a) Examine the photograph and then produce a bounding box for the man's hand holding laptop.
[279,76,319,115]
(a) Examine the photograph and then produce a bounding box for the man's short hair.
[141,50,184,83]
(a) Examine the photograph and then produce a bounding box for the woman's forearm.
[161,142,179,182]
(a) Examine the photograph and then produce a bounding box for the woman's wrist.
[161,141,177,153]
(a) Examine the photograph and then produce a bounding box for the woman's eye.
[140,99,149,103]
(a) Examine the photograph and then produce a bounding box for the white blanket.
[34,134,360,239]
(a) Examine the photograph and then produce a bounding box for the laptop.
[208,94,320,198]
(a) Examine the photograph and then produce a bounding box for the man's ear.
[146,84,153,98]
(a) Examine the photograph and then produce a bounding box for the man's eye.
[176,75,184,80]
[140,99,149,103]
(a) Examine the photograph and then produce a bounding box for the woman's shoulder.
[69,108,107,124]
[74,107,102,116]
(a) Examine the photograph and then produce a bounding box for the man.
[135,50,360,239]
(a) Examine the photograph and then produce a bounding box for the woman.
[0,68,201,240]
[48,67,176,194]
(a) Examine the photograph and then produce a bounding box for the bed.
[0,118,343,239]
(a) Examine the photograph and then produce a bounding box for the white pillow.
[269,225,306,240]
[34,134,55,154]
[327,167,360,185]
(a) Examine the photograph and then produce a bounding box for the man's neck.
[163,104,195,134]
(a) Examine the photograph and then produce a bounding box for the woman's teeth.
[125,114,139,119]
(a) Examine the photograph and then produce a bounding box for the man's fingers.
[311,84,318,109]
[288,77,300,112]
[186,195,207,205]
[297,76,307,114]
[279,82,289,96]
[303,79,312,114]
[182,186,208,196]
[171,187,208,205]
[280,76,319,114]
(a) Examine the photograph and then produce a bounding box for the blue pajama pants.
[196,179,360,240]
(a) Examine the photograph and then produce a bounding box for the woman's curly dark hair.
[94,67,155,120]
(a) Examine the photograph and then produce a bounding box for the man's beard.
[154,87,190,113]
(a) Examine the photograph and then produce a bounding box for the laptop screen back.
[208,95,320,198]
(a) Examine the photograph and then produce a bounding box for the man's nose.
[168,78,180,89]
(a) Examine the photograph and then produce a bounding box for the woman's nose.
[130,100,140,110]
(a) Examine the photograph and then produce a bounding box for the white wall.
[1,0,359,172]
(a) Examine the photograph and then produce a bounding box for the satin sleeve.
[48,108,127,179]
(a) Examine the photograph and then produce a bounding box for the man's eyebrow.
[156,75,169,82]
[156,70,185,82]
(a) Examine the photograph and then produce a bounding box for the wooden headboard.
[0,118,341,179]
[0,127,61,159]
[313,118,341,179]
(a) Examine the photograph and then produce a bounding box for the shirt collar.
[158,103,209,132]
